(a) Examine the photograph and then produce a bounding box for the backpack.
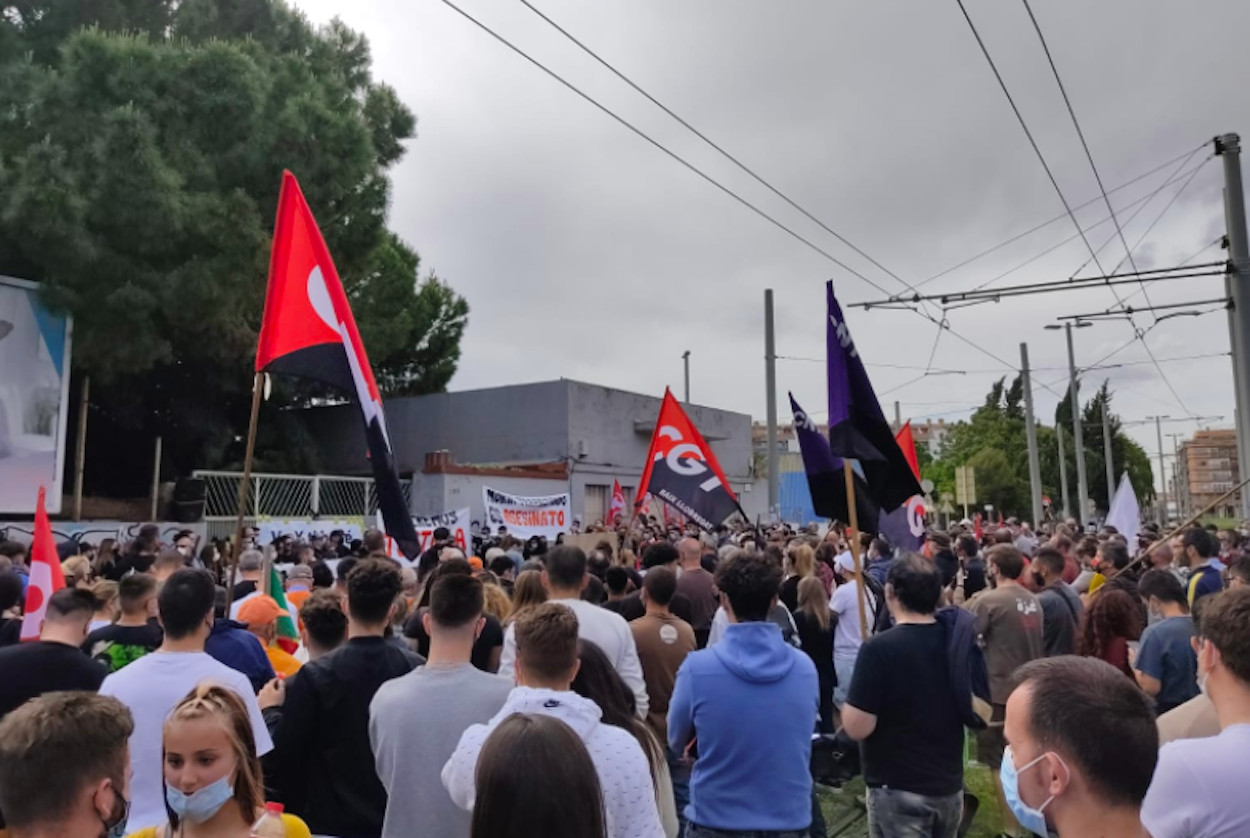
[935,606,992,730]
[861,571,893,634]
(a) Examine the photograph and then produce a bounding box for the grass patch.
[818,763,1005,837]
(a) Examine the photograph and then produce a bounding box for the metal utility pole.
[1215,133,1250,520]
[682,351,691,403]
[1156,415,1169,524]
[1065,323,1091,524]
[894,401,901,428]
[1102,399,1115,510]
[1057,423,1071,518]
[764,290,779,518]
[1020,343,1044,527]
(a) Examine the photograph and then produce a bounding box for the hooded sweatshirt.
[667,621,817,832]
[442,686,665,838]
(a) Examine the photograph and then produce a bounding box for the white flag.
[1106,472,1140,549]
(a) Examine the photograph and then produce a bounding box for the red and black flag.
[636,389,742,532]
[256,171,420,559]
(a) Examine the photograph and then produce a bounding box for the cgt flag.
[636,389,741,532]
[826,281,922,512]
[21,487,64,641]
[255,171,420,560]
[878,422,927,553]
[789,392,879,532]
[608,480,626,523]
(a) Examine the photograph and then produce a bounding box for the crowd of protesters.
[0,510,1247,838]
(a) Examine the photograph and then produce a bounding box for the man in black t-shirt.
[0,588,105,720]
[83,573,163,672]
[844,554,965,838]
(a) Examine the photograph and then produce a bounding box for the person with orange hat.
[237,596,302,677]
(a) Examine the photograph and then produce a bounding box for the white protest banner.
[483,486,571,540]
[376,507,471,557]
[259,519,362,546]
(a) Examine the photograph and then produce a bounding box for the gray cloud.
[293,0,1250,488]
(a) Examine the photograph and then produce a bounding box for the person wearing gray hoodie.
[443,602,664,838]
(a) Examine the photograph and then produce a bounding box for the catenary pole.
[765,290,779,519]
[1215,133,1250,520]
[1020,343,1044,527]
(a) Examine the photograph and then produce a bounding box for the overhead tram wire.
[1067,153,1214,282]
[440,0,1024,384]
[517,0,966,363]
[518,0,915,297]
[911,139,1210,293]
[964,157,1212,295]
[956,0,1200,417]
[854,263,1225,308]
[433,0,895,299]
[1021,0,1155,310]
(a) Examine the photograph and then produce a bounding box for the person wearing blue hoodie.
[668,550,818,838]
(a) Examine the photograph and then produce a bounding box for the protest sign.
[376,507,471,556]
[259,519,362,547]
[483,486,571,540]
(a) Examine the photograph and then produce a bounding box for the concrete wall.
[302,380,570,475]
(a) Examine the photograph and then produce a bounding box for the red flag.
[255,172,419,559]
[998,511,1005,527]
[21,487,64,641]
[894,421,921,481]
[974,513,983,541]
[607,480,625,523]
[636,389,740,532]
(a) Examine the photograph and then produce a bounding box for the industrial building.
[302,379,762,524]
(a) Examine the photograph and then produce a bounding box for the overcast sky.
[292,0,1250,492]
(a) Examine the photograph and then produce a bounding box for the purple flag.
[826,281,922,512]
[790,393,879,531]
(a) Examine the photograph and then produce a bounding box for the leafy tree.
[919,375,1154,521]
[0,1,467,491]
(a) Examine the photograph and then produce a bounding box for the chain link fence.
[192,470,412,541]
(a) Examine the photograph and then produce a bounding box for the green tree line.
[919,376,1155,522]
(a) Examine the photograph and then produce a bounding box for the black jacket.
[264,637,423,838]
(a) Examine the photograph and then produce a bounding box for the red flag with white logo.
[608,480,625,523]
[21,487,64,641]
[255,172,419,559]
[635,389,740,532]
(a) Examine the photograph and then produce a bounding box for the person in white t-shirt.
[1141,588,1250,838]
[100,568,272,832]
[497,545,648,718]
[831,552,876,709]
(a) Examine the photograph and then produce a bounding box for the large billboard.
[0,276,72,514]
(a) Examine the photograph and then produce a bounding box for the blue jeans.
[668,746,691,829]
[684,826,807,838]
[866,788,962,838]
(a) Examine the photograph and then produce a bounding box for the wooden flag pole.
[226,372,264,614]
[843,461,870,639]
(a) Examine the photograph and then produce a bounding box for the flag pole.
[843,461,870,639]
[226,371,264,613]
[1099,473,1250,589]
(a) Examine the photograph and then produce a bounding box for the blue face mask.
[165,775,235,824]
[101,788,129,838]
[1000,744,1060,837]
